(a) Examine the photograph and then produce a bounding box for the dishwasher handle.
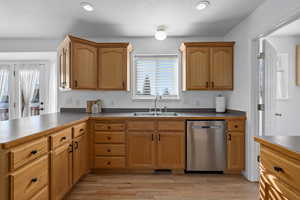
[191,125,223,129]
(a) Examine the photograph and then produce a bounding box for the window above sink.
[132,54,179,100]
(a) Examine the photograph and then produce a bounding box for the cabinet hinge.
[257,52,265,60]
[257,104,265,111]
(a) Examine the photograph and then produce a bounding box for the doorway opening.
[0,52,57,120]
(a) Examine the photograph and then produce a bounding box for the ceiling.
[270,18,300,37]
[0,0,265,39]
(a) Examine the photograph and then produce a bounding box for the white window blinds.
[134,55,179,98]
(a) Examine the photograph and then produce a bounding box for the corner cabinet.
[181,42,234,90]
[57,35,132,90]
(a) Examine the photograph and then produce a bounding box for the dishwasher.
[186,120,226,172]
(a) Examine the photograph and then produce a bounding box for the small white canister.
[216,94,226,113]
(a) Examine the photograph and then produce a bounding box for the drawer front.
[95,144,125,156]
[94,156,125,168]
[10,155,48,200]
[94,123,125,131]
[227,120,245,131]
[30,186,49,200]
[260,172,300,200]
[10,137,48,171]
[261,146,300,189]
[158,121,185,131]
[127,121,155,131]
[50,128,72,149]
[94,132,125,143]
[73,122,87,138]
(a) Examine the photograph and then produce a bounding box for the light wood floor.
[67,173,258,200]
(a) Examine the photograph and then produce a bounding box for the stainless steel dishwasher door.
[186,121,226,171]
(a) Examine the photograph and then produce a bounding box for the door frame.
[250,13,300,181]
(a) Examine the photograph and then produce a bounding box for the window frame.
[132,53,180,100]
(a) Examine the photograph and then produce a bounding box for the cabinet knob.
[31,178,38,183]
[31,150,38,155]
[60,136,66,141]
[107,137,111,140]
[228,134,232,141]
[273,166,284,172]
[107,149,111,153]
[107,161,111,165]
[234,125,239,128]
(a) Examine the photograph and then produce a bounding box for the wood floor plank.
[66,174,258,200]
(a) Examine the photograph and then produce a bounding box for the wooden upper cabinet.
[211,47,233,90]
[98,47,127,90]
[58,38,71,89]
[297,45,300,85]
[72,42,98,89]
[181,42,234,91]
[186,47,210,90]
[58,35,132,90]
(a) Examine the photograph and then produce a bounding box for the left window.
[133,55,179,99]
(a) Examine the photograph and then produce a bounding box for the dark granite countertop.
[255,136,300,154]
[0,109,246,148]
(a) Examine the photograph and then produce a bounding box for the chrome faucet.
[153,95,161,115]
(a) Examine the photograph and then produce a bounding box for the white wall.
[267,36,300,135]
[224,0,300,181]
[58,36,226,109]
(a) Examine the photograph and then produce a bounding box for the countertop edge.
[1,114,246,149]
[254,136,300,160]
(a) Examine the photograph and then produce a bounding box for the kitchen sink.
[133,112,178,116]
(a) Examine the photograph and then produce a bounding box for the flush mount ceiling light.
[196,1,210,10]
[155,26,167,41]
[80,2,94,12]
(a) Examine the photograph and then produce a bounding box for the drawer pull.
[31,150,38,155]
[74,141,79,150]
[107,161,111,165]
[273,166,284,172]
[107,126,111,130]
[79,128,85,133]
[234,125,238,128]
[107,137,111,140]
[228,134,232,141]
[107,149,111,153]
[60,136,67,141]
[31,178,38,183]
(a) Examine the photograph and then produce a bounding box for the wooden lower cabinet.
[31,186,49,200]
[73,134,88,184]
[51,143,73,200]
[157,132,185,169]
[227,131,245,171]
[127,132,156,169]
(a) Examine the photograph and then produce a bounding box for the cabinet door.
[72,42,98,89]
[157,132,185,169]
[211,47,233,90]
[99,48,127,90]
[186,47,210,90]
[127,132,156,169]
[73,134,88,184]
[51,143,73,200]
[227,132,244,170]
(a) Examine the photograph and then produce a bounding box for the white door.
[0,62,50,120]
[261,40,279,135]
[0,64,11,120]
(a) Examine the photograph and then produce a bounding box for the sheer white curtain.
[0,67,9,98]
[19,68,39,117]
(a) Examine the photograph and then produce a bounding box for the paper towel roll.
[216,95,226,113]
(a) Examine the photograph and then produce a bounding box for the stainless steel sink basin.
[133,112,178,116]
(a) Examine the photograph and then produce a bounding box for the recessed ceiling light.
[80,2,94,12]
[155,26,167,41]
[196,1,210,10]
